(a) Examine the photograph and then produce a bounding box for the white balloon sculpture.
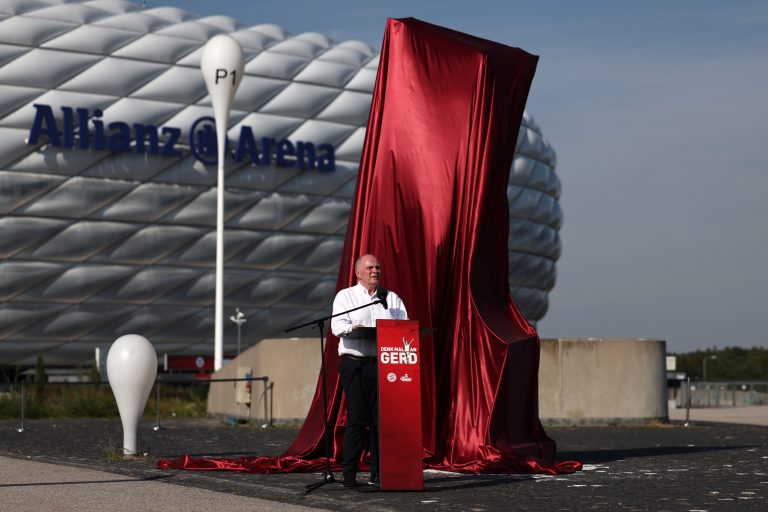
[107,334,157,455]
[200,34,245,371]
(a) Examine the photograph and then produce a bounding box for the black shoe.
[342,471,358,488]
[368,474,379,486]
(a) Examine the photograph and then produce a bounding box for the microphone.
[376,287,389,310]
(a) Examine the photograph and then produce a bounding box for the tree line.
[671,346,768,380]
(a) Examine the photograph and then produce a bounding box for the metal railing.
[676,380,768,409]
[154,376,271,430]
[4,375,271,433]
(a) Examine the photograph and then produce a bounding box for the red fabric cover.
[159,17,580,475]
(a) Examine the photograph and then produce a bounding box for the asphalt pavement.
[668,404,768,426]
[1,412,766,511]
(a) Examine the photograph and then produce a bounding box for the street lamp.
[229,307,247,356]
[200,35,244,371]
[702,355,717,381]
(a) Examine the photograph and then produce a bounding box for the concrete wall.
[207,338,321,423]
[539,338,668,425]
[208,337,668,426]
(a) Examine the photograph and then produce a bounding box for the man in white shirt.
[331,254,408,487]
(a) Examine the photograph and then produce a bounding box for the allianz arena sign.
[27,103,337,171]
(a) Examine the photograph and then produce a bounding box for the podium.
[376,320,423,491]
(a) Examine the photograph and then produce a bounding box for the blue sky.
[153,1,768,352]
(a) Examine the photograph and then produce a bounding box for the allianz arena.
[0,0,562,366]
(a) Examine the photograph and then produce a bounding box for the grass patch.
[102,437,152,460]
[104,437,123,461]
[0,382,208,419]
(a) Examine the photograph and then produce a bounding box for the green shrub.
[0,391,21,417]
[34,353,45,399]
[67,387,120,417]
[146,384,207,418]
[0,382,206,419]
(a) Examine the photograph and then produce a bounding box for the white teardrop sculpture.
[107,334,157,455]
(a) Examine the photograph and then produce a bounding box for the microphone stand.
[284,298,385,495]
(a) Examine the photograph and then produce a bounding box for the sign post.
[200,35,244,371]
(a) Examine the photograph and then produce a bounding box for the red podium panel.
[377,319,423,490]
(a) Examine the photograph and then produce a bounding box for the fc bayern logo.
[387,372,397,383]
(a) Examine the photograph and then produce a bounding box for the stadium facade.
[0,0,562,366]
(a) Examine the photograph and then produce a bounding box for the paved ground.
[668,404,768,426]
[0,456,327,512]
[1,412,767,511]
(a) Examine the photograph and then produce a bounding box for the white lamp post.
[200,34,244,371]
[107,334,157,456]
[229,307,247,355]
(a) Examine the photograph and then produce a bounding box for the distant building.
[0,0,562,366]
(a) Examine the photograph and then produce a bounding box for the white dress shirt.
[331,283,408,357]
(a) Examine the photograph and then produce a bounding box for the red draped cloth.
[159,17,580,475]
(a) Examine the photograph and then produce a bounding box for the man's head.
[355,254,381,292]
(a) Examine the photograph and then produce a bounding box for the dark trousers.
[339,356,379,477]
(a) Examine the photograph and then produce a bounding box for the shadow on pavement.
[0,474,173,488]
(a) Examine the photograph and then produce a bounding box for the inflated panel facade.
[0,0,562,365]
